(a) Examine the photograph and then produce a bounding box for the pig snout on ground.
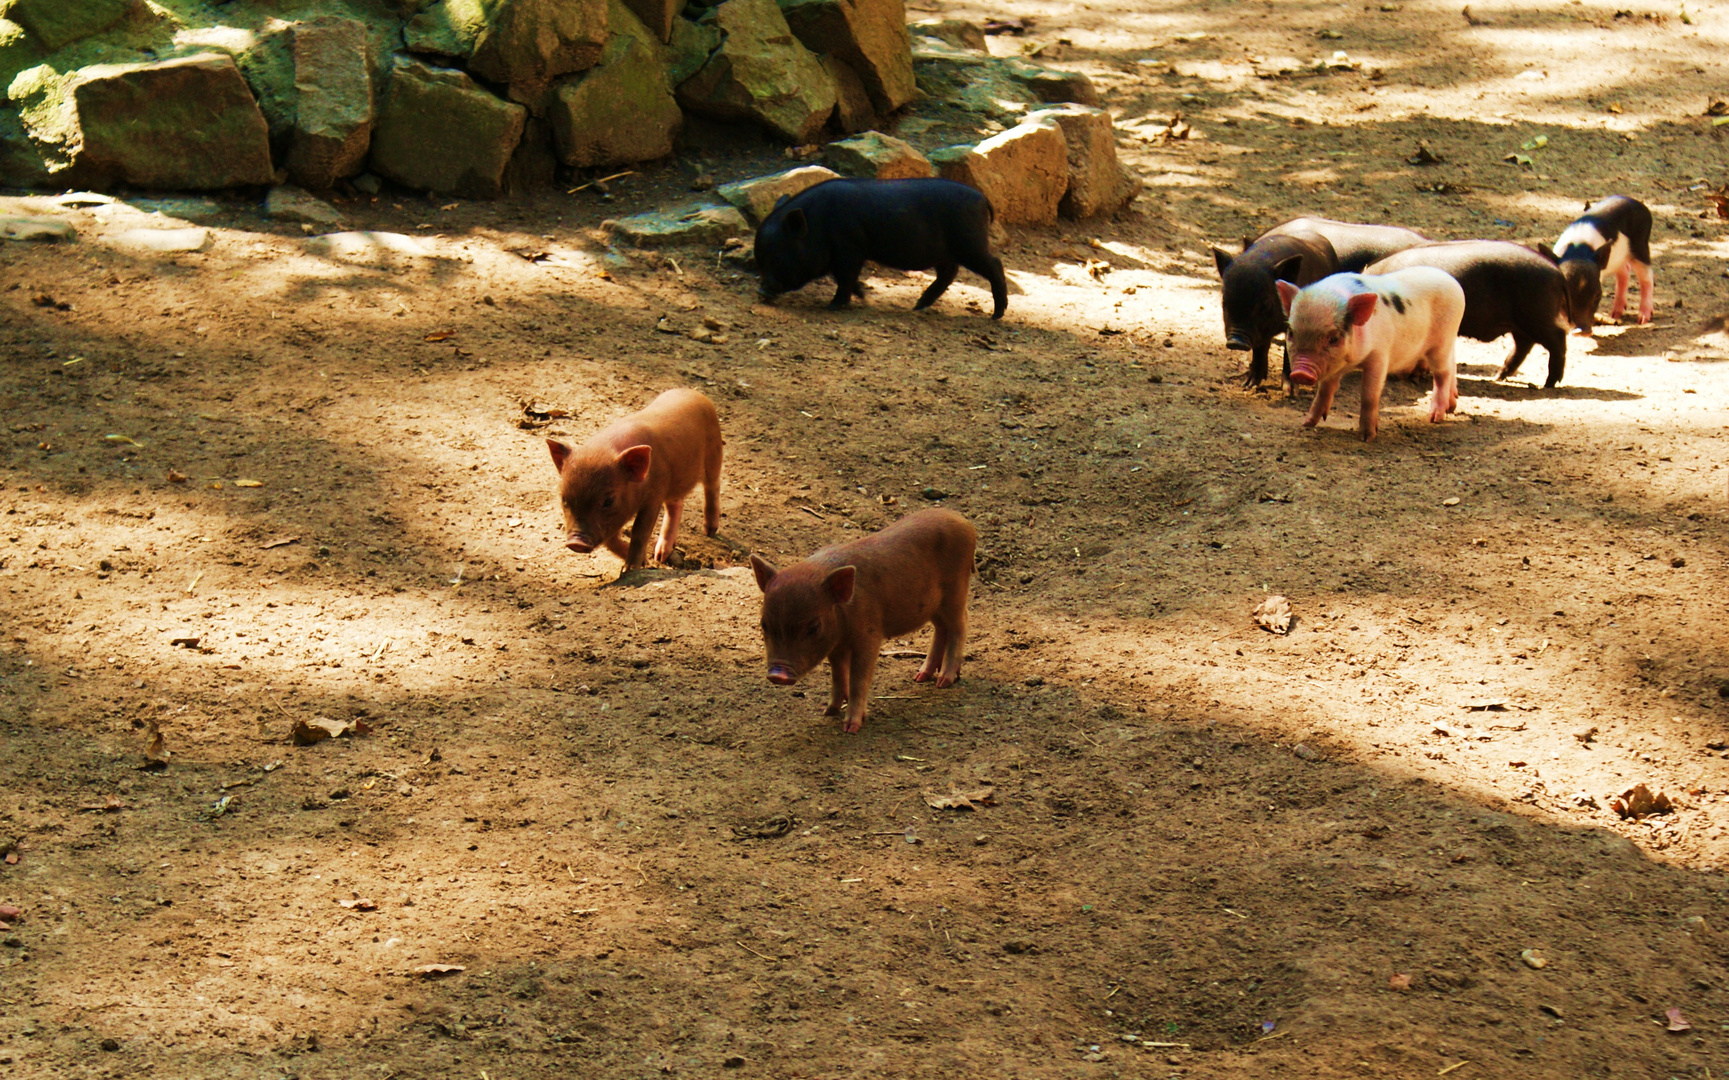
[754,178,1009,320]
[547,388,724,571]
[1277,268,1466,441]
[1213,230,1339,389]
[1366,241,1571,388]
[1257,217,1432,273]
[1552,195,1655,333]
[751,508,976,735]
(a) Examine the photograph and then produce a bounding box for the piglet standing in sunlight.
[1366,240,1571,388]
[546,388,723,570]
[1276,268,1466,442]
[752,509,976,735]
[1256,216,1432,273]
[1212,229,1339,389]
[1551,195,1654,334]
[754,178,1009,319]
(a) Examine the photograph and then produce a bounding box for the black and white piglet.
[753,178,1009,319]
[1551,195,1654,334]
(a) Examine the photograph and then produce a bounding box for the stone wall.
[0,0,1135,221]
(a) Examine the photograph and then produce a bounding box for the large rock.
[68,53,274,190]
[908,17,983,52]
[550,32,681,167]
[676,0,836,144]
[665,13,720,86]
[5,0,139,51]
[601,199,748,247]
[622,0,685,42]
[287,17,374,190]
[369,57,526,198]
[822,130,928,179]
[821,55,874,134]
[407,0,608,100]
[1003,58,1097,107]
[932,117,1067,226]
[1027,103,1138,219]
[715,164,836,223]
[778,0,913,113]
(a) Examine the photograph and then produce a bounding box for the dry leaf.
[1253,595,1293,635]
[1666,1006,1692,1032]
[234,479,263,488]
[291,716,372,746]
[166,470,188,483]
[414,964,466,977]
[339,898,378,911]
[78,798,125,813]
[1611,783,1674,819]
[923,786,997,811]
[424,331,456,342]
[260,535,301,550]
[1389,973,1412,990]
[144,720,171,767]
[730,814,794,840]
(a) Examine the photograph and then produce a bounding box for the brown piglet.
[547,388,723,570]
[752,508,976,734]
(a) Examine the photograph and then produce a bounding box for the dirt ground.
[3,0,1729,1077]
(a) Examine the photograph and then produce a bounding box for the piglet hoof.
[912,671,931,683]
[841,717,864,735]
[823,704,843,717]
[935,674,957,689]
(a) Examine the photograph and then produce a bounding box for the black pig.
[1551,195,1654,334]
[1212,231,1338,389]
[1258,216,1431,272]
[1366,241,1571,387]
[754,178,1009,319]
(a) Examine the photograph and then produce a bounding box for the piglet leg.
[1609,265,1630,320]
[702,455,722,536]
[1303,376,1341,429]
[842,649,880,734]
[654,500,684,563]
[603,533,632,562]
[1358,352,1391,441]
[934,603,967,688]
[825,653,850,717]
[624,506,658,569]
[914,626,947,683]
[1634,261,1654,323]
[916,263,959,310]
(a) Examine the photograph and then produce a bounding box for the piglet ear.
[1592,245,1612,269]
[1271,254,1304,283]
[1211,246,1233,278]
[824,565,856,604]
[1345,292,1378,327]
[750,554,778,593]
[547,438,572,473]
[1275,279,1301,316]
[615,445,652,483]
[784,208,808,239]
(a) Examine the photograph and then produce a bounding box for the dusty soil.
[4,1,1729,1077]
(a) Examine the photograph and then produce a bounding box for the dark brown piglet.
[752,508,976,734]
[546,388,723,570]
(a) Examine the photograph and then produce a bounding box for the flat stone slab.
[113,227,213,252]
[716,165,837,224]
[600,201,749,247]
[304,230,433,261]
[265,186,346,226]
[1,216,76,242]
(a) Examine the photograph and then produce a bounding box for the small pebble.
[1521,948,1547,969]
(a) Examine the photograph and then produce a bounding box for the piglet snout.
[767,664,798,686]
[565,534,596,554]
[1289,356,1320,387]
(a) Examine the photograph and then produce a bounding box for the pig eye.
[601,496,615,509]
[804,620,821,636]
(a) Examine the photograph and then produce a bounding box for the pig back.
[1366,241,1566,344]
[816,508,975,638]
[1261,217,1430,273]
[597,388,722,491]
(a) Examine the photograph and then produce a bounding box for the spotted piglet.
[1276,268,1466,442]
[1552,195,1654,333]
